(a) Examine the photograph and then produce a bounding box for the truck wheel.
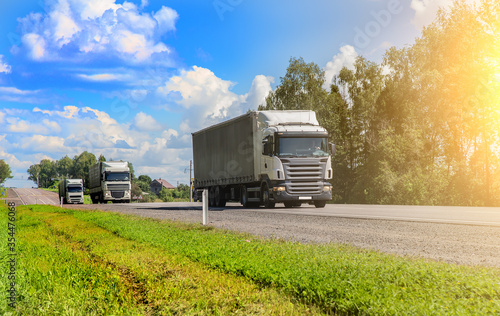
[215,186,226,207]
[314,201,326,208]
[209,187,215,207]
[262,185,275,208]
[241,186,250,208]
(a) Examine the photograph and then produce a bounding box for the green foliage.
[264,1,500,206]
[158,187,174,202]
[1,205,316,315]
[67,207,500,315]
[0,159,13,186]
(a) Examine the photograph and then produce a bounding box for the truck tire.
[209,187,216,207]
[241,186,250,208]
[261,184,275,208]
[215,186,226,207]
[314,201,326,208]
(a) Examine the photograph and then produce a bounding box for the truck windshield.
[277,137,329,157]
[67,186,82,193]
[105,172,130,181]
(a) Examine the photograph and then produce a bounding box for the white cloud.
[133,112,162,131]
[0,86,40,95]
[159,66,273,133]
[20,135,66,152]
[0,55,11,74]
[0,151,32,170]
[33,105,80,118]
[16,0,179,64]
[77,73,132,82]
[0,111,4,124]
[323,45,358,90]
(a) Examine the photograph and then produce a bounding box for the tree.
[98,154,106,162]
[260,57,327,112]
[71,152,96,186]
[128,162,136,182]
[0,160,13,186]
[27,164,41,188]
[56,156,73,179]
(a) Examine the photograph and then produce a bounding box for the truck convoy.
[88,161,131,203]
[192,110,334,208]
[58,178,84,204]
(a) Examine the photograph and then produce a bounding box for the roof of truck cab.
[257,110,319,127]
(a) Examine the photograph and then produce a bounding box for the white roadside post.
[202,189,208,225]
[60,197,63,207]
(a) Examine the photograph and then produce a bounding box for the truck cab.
[258,112,333,208]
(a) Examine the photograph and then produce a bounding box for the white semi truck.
[58,178,84,204]
[192,110,334,208]
[88,161,131,203]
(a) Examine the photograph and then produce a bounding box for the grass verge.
[2,204,500,315]
[0,204,322,315]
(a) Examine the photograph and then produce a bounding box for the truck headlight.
[273,186,286,192]
[105,191,111,196]
[323,186,332,192]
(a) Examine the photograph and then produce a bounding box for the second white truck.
[58,178,84,204]
[192,110,334,208]
[88,161,131,203]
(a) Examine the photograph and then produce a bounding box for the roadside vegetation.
[0,204,321,315]
[2,204,499,315]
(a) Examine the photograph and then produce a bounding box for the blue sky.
[0,0,455,188]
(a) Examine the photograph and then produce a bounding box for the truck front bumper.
[271,188,332,202]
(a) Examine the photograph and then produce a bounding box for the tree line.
[25,151,190,202]
[260,0,499,206]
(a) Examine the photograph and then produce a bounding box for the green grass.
[2,205,500,315]
[0,205,323,315]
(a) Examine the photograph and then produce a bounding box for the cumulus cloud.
[15,0,179,64]
[133,112,162,131]
[20,135,66,152]
[0,55,11,74]
[323,45,358,90]
[5,117,61,134]
[159,66,273,133]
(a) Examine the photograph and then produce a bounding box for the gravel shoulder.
[66,202,500,269]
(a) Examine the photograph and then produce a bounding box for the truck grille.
[281,158,326,194]
[111,191,125,198]
[107,184,129,191]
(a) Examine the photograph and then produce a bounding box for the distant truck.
[58,179,84,204]
[192,110,334,208]
[88,161,131,203]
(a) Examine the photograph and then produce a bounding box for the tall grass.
[71,207,500,315]
[0,205,323,315]
[2,204,500,315]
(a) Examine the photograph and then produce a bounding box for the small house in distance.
[150,178,175,195]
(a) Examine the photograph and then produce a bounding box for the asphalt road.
[6,188,60,206]
[7,188,500,227]
[6,189,500,267]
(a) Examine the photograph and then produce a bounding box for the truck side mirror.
[329,143,336,155]
[262,137,273,156]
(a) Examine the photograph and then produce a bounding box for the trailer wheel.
[261,184,275,208]
[241,186,250,208]
[209,186,216,207]
[215,186,226,207]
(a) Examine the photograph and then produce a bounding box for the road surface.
[5,188,60,206]
[5,189,500,267]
